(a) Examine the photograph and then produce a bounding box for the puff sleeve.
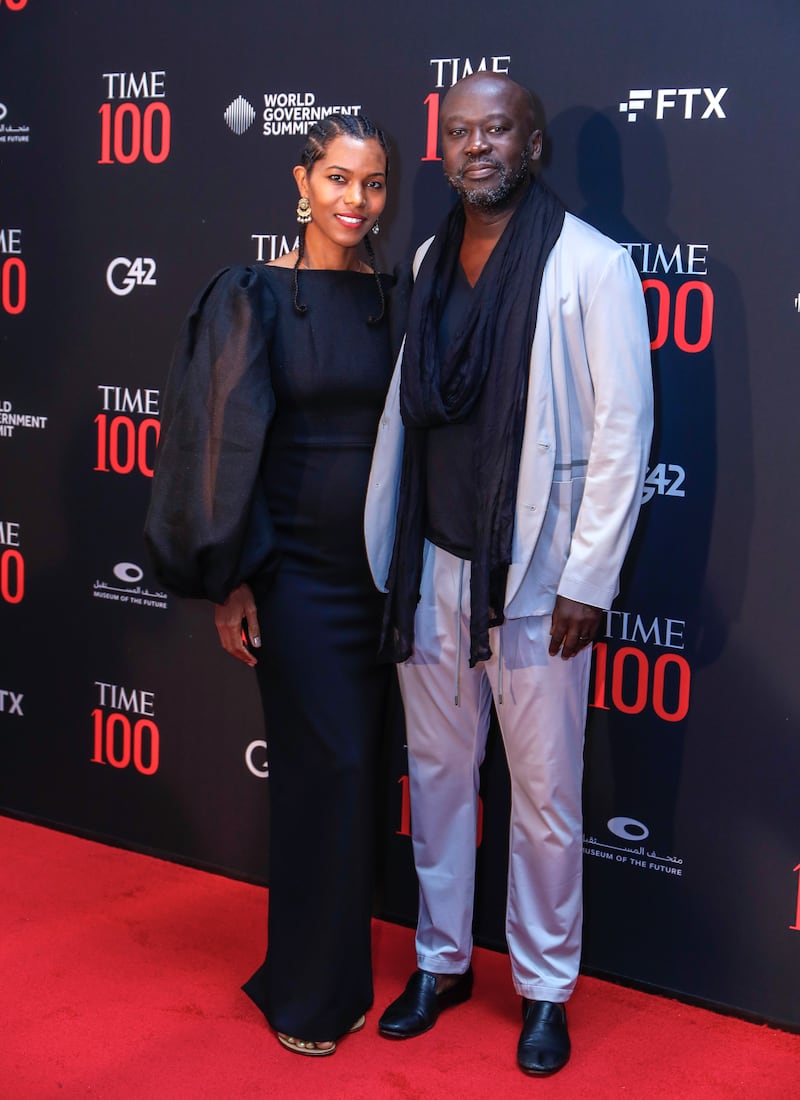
[144,265,278,603]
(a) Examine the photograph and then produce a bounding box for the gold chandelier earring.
[296,196,312,224]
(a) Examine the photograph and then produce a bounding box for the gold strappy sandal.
[276,1014,366,1057]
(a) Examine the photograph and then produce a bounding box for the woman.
[145,114,394,1056]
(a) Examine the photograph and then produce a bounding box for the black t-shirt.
[424,262,478,560]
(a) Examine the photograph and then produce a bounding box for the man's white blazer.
[365,213,654,620]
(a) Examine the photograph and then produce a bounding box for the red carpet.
[1,816,797,1099]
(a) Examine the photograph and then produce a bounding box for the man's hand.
[214,583,261,667]
[549,595,603,660]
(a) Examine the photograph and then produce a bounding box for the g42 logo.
[642,463,685,504]
[106,257,157,297]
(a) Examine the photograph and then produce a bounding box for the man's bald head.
[439,72,542,211]
[441,72,538,135]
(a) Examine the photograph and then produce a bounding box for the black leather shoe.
[517,999,570,1075]
[378,967,473,1039]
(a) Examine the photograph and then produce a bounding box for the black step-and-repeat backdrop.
[1,1,798,1029]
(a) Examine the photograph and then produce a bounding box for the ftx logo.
[620,87,727,122]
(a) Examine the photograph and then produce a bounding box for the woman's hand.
[214,584,261,667]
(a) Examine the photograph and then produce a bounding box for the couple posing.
[146,71,653,1077]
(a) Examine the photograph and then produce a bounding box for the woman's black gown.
[243,266,392,1041]
[145,264,393,1042]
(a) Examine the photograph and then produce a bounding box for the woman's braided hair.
[293,113,389,323]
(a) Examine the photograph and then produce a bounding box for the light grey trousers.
[396,542,592,1002]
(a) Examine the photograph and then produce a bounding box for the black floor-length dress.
[145,263,394,1043]
[242,266,393,1040]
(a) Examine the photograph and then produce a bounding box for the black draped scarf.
[380,178,565,666]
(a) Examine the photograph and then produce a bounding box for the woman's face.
[294,134,387,249]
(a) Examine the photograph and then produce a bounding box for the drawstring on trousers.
[498,624,504,705]
[454,559,464,705]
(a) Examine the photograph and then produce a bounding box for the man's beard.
[445,146,531,209]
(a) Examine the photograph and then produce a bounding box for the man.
[365,73,652,1076]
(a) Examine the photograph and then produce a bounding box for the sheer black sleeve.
[144,265,278,603]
